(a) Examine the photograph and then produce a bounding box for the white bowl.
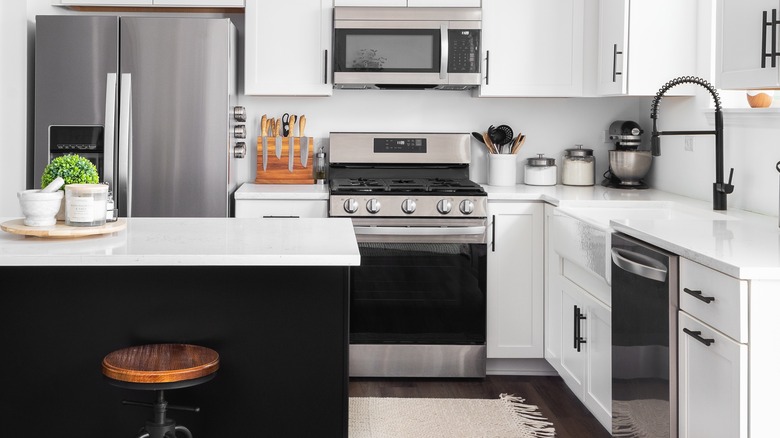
[18,189,64,227]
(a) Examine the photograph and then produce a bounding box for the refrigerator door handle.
[118,73,132,217]
[104,73,117,194]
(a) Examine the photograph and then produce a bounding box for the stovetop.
[330,177,486,195]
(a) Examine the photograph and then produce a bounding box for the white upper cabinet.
[479,0,585,97]
[245,0,333,96]
[334,0,480,5]
[597,0,696,96]
[57,0,244,5]
[716,0,780,89]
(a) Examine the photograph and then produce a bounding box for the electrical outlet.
[684,136,694,151]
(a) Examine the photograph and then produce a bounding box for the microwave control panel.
[448,29,480,73]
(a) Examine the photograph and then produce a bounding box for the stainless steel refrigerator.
[34,15,243,217]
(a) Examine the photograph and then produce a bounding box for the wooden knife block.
[255,136,315,184]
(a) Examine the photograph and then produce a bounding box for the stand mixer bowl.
[609,150,652,185]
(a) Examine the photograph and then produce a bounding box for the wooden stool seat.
[102,343,219,385]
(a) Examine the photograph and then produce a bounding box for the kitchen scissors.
[282,113,291,137]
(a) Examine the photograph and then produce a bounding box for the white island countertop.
[0,217,360,267]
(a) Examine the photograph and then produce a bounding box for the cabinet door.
[717,0,780,89]
[582,290,612,431]
[679,311,748,438]
[234,200,328,218]
[245,0,333,96]
[59,0,151,4]
[596,0,628,95]
[558,279,586,394]
[486,202,544,358]
[334,0,405,5]
[480,0,584,97]
[544,205,562,364]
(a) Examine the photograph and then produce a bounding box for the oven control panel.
[330,195,487,218]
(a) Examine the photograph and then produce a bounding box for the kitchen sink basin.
[551,201,739,287]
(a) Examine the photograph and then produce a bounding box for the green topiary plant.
[41,154,100,189]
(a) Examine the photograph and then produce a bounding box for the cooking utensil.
[274,118,282,159]
[288,114,296,172]
[282,113,291,137]
[471,132,486,144]
[40,176,65,193]
[482,132,497,154]
[496,125,513,152]
[488,125,505,147]
[300,115,308,168]
[260,114,268,171]
[510,134,525,154]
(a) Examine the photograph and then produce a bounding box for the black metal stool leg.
[174,425,193,438]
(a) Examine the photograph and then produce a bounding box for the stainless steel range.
[329,132,487,378]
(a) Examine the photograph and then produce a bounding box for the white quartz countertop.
[0,217,360,267]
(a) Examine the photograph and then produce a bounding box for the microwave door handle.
[103,73,117,193]
[354,226,486,236]
[118,73,132,217]
[611,248,668,282]
[440,24,448,80]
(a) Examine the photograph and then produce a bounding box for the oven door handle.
[353,226,486,236]
[611,248,668,282]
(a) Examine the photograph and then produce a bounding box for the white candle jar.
[65,184,108,227]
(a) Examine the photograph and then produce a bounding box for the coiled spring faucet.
[650,76,734,210]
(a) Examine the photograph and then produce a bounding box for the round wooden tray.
[0,218,127,238]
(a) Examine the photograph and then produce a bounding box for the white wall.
[0,0,28,217]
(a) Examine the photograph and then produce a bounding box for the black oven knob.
[366,198,381,214]
[459,199,474,215]
[401,199,416,214]
[343,198,359,214]
[437,199,452,214]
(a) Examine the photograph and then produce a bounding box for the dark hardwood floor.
[349,375,611,438]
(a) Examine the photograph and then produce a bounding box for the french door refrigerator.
[34,15,242,217]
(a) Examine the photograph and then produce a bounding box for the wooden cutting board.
[0,218,127,238]
[255,137,315,184]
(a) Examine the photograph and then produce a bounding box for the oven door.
[349,218,487,378]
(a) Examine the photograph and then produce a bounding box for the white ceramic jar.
[524,154,557,186]
[561,145,595,186]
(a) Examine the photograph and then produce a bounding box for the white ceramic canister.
[524,154,557,186]
[65,184,108,227]
[561,145,595,186]
[488,154,518,186]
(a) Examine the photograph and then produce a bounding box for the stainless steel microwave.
[333,7,481,90]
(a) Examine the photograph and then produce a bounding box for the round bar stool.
[102,344,220,438]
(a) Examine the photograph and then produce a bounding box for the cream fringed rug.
[348,394,556,438]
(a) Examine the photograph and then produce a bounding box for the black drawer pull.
[683,328,715,347]
[573,305,587,352]
[683,288,715,304]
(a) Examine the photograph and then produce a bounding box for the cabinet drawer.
[679,258,747,343]
[235,200,328,218]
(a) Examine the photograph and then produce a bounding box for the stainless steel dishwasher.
[611,233,679,438]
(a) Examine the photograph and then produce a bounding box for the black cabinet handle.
[683,287,715,304]
[573,305,587,352]
[485,50,490,85]
[324,49,329,84]
[683,328,715,347]
[612,43,623,82]
[491,215,496,252]
[762,9,779,68]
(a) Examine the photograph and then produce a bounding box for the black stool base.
[136,419,193,438]
[123,390,197,438]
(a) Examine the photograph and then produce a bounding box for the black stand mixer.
[602,120,652,189]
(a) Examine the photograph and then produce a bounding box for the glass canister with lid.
[561,144,595,186]
[524,154,557,186]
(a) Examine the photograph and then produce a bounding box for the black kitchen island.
[0,218,360,438]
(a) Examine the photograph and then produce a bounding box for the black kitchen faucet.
[650,76,735,210]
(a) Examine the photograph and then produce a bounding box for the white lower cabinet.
[678,311,747,438]
[233,183,329,218]
[555,274,612,430]
[486,201,544,359]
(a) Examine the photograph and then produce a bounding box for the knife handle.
[299,115,306,137]
[260,114,267,137]
[274,118,281,137]
[288,115,296,137]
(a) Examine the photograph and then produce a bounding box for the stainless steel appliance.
[34,15,244,217]
[611,233,678,438]
[333,8,481,90]
[603,120,651,189]
[329,132,487,378]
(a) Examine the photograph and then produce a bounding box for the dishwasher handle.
[611,247,668,282]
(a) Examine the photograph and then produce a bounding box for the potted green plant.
[41,154,100,220]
